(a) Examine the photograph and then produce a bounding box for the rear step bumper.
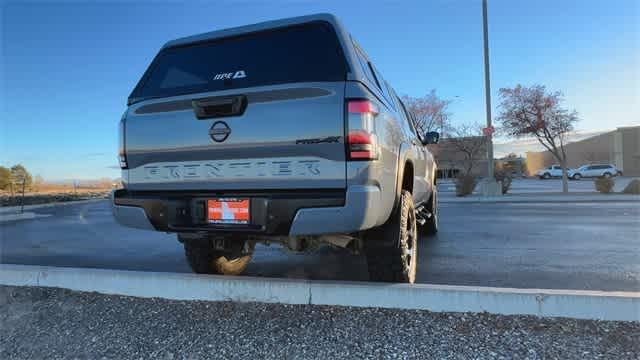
[111,186,381,236]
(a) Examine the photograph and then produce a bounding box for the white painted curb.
[1,264,638,322]
[0,198,107,214]
[0,212,52,223]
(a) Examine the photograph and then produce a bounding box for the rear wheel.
[364,190,418,283]
[603,172,612,179]
[181,235,253,275]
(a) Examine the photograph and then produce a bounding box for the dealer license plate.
[207,198,250,225]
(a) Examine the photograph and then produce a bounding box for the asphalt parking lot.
[1,190,638,291]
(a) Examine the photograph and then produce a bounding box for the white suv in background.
[571,164,623,180]
[536,165,567,179]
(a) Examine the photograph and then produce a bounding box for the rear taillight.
[347,130,378,160]
[348,100,379,115]
[347,99,379,161]
[118,118,128,169]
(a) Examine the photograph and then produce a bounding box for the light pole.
[482,0,494,179]
[478,0,501,196]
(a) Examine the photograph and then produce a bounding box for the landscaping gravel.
[1,285,638,359]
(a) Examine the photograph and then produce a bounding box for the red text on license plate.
[207,198,250,224]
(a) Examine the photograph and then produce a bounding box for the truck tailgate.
[124,83,346,191]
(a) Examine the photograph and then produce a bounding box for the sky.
[1,0,638,180]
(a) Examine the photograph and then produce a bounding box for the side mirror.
[422,131,440,145]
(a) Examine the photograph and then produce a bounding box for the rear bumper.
[288,185,380,235]
[111,185,381,236]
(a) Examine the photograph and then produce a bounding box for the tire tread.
[364,190,415,283]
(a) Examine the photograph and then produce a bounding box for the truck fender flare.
[392,142,413,213]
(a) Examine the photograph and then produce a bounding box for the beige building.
[526,126,640,176]
[429,136,489,178]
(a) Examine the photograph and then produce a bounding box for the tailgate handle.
[192,95,247,119]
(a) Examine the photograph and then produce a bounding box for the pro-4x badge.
[213,70,247,81]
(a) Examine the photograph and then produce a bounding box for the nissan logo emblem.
[209,121,231,142]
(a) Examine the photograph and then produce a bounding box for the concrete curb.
[440,194,640,204]
[1,264,638,321]
[0,198,107,214]
[0,212,52,223]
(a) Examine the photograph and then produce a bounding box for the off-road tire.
[421,189,438,235]
[364,190,418,283]
[182,237,252,275]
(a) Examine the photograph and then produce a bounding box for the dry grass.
[455,174,477,197]
[31,181,115,194]
[594,177,615,194]
[622,179,640,195]
[3,181,117,196]
[0,182,116,207]
[0,191,111,207]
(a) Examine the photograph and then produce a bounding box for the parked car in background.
[536,165,573,179]
[570,164,622,180]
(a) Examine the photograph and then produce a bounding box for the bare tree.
[448,123,487,176]
[10,164,33,191]
[0,166,10,191]
[402,90,452,137]
[497,84,578,193]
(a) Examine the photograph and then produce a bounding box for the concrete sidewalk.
[441,193,640,203]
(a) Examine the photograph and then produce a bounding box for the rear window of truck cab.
[129,22,349,105]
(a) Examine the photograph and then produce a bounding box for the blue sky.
[1,0,638,180]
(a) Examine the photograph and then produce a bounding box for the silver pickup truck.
[112,13,439,283]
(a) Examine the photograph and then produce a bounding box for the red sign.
[482,126,495,136]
